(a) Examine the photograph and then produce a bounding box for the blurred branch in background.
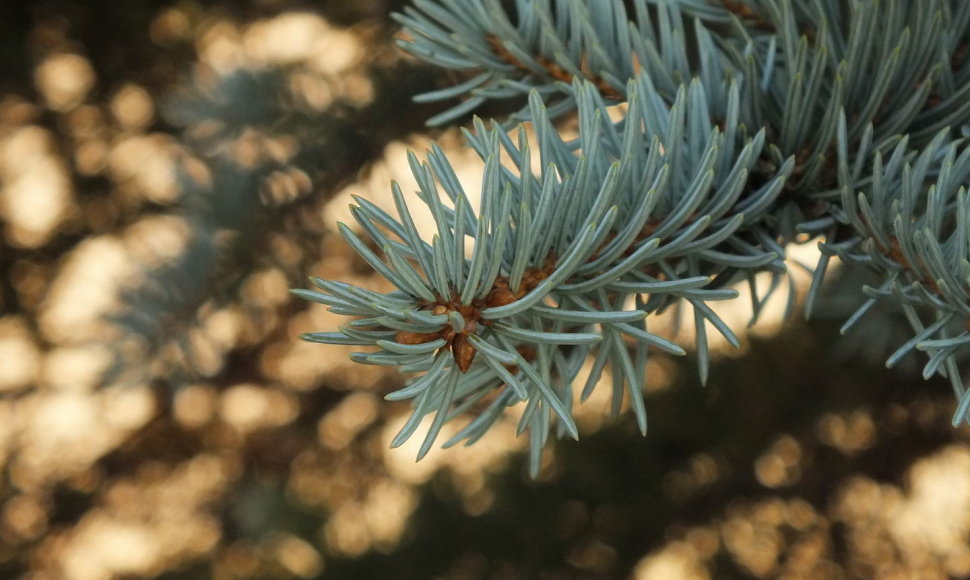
[106,20,443,388]
[0,1,448,577]
[1,2,970,580]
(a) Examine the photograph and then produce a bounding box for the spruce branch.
[821,116,970,425]
[297,72,789,474]
[394,0,739,124]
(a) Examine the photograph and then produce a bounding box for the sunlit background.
[1,1,969,579]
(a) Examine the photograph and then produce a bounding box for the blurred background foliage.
[1,1,970,579]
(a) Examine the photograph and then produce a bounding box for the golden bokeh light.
[0,126,73,248]
[0,317,41,392]
[34,53,96,112]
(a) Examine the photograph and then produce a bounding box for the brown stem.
[486,35,625,102]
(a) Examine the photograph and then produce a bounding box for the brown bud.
[487,286,516,308]
[452,334,477,372]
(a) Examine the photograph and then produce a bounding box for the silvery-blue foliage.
[297,0,970,474]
